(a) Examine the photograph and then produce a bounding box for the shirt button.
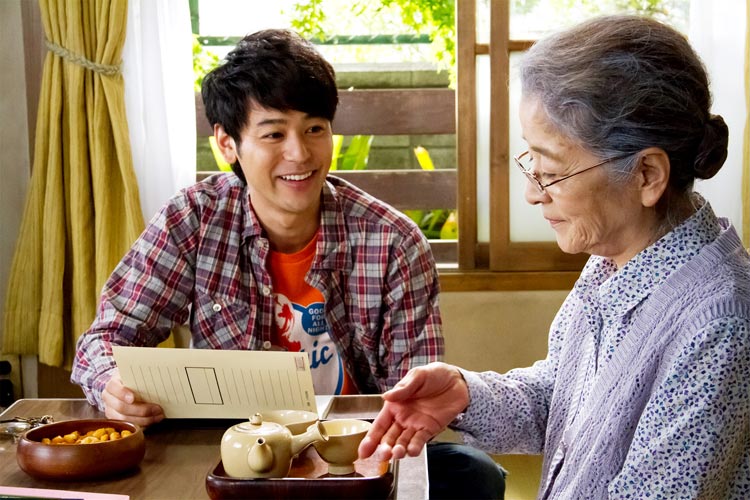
[263,340,272,350]
[212,303,222,312]
[262,285,272,296]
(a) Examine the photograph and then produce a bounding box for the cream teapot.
[221,412,328,478]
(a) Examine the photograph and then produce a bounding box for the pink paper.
[0,486,128,499]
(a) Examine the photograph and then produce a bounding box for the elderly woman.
[359,15,750,499]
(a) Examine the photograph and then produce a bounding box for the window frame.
[446,0,585,289]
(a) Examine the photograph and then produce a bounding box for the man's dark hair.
[201,29,338,181]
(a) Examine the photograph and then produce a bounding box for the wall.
[440,290,566,371]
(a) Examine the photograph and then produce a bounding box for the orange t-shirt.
[268,233,356,395]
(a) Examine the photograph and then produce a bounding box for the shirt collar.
[313,179,352,272]
[597,194,721,318]
[240,182,263,241]
[240,178,352,272]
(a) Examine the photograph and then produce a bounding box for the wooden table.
[0,398,428,499]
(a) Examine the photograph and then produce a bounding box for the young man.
[72,29,504,498]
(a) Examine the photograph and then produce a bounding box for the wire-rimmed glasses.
[514,150,633,193]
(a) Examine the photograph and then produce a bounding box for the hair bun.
[693,114,728,180]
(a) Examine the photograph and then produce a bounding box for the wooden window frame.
[445,0,584,289]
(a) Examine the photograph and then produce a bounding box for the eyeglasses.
[514,150,632,194]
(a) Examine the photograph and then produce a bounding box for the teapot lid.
[232,412,287,435]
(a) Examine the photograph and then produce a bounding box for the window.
[190,0,691,290]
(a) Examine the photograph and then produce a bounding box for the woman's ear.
[214,124,238,164]
[636,147,670,208]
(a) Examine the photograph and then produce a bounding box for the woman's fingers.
[406,428,433,456]
[389,425,432,458]
[383,367,425,402]
[360,417,432,461]
[394,425,416,451]
[358,434,382,459]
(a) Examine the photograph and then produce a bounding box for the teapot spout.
[247,437,274,473]
[291,420,328,457]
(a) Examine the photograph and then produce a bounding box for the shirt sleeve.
[71,199,198,410]
[377,227,444,390]
[448,289,582,455]
[609,316,750,499]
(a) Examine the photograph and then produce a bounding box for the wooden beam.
[456,0,478,270]
[489,0,510,271]
[196,88,456,137]
[198,169,457,212]
[333,88,455,136]
[195,92,210,136]
[330,170,456,210]
[439,270,578,292]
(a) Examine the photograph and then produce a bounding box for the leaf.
[208,136,232,172]
[413,146,435,170]
[330,134,344,170]
[404,209,425,225]
[439,211,458,239]
[339,135,373,170]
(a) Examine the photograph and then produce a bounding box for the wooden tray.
[323,395,384,420]
[205,447,396,499]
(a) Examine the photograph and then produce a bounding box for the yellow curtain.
[2,0,144,368]
[743,0,750,245]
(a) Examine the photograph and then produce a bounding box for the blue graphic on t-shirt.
[275,299,344,394]
[299,304,328,335]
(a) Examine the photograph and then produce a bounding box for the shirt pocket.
[191,288,250,349]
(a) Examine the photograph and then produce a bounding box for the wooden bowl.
[16,418,145,481]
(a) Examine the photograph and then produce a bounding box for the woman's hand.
[102,368,165,427]
[358,362,470,461]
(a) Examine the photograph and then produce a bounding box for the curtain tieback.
[44,39,121,76]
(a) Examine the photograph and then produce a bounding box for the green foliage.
[510,0,689,32]
[330,138,457,239]
[404,145,457,240]
[192,35,220,91]
[290,0,455,71]
[287,0,687,76]
[288,0,328,41]
[330,135,374,171]
[379,0,455,68]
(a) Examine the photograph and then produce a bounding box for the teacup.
[313,418,372,475]
[261,409,319,435]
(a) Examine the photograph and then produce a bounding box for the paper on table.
[112,347,317,418]
[0,486,128,499]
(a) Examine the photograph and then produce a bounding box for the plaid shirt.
[72,174,444,410]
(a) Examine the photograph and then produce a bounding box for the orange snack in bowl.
[43,426,134,445]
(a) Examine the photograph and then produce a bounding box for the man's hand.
[358,362,469,461]
[102,369,165,427]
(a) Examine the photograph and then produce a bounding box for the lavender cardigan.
[455,203,750,499]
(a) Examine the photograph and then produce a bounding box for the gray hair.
[519,15,728,217]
